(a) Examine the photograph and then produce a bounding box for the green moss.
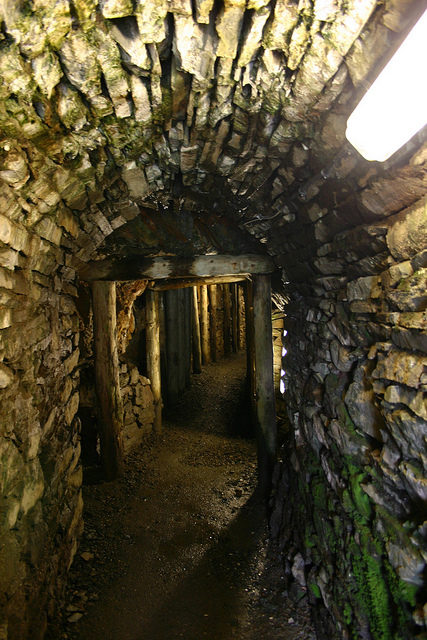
[337,403,358,436]
[305,534,316,549]
[346,525,417,640]
[397,268,426,292]
[309,582,322,599]
[350,473,372,522]
[343,602,352,624]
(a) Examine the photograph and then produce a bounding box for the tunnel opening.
[77,254,279,488]
[0,2,426,639]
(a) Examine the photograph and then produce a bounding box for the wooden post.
[164,289,181,406]
[223,284,231,356]
[253,274,276,493]
[191,286,202,374]
[92,281,124,480]
[231,283,239,353]
[146,289,162,433]
[182,288,192,387]
[200,285,210,365]
[244,280,256,425]
[236,284,241,351]
[208,285,218,362]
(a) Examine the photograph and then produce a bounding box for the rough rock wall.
[120,363,155,455]
[0,218,82,638]
[78,283,155,462]
[272,194,427,639]
[0,0,425,637]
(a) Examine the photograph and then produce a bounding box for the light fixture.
[346,9,427,162]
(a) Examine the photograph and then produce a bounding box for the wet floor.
[55,353,315,640]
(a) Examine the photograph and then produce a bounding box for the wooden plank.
[236,283,241,351]
[200,285,210,365]
[244,280,256,428]
[164,289,181,406]
[92,281,124,479]
[253,274,276,494]
[191,287,202,374]
[79,254,274,282]
[208,285,218,362]
[146,290,162,433]
[182,288,192,387]
[223,284,231,356]
[148,275,248,291]
[231,283,238,353]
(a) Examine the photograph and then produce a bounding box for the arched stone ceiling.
[0,0,425,279]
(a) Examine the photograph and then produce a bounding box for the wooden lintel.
[148,275,249,291]
[79,254,273,282]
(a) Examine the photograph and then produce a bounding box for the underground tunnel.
[0,0,426,638]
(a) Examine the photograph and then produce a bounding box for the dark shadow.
[163,352,253,439]
[135,490,267,640]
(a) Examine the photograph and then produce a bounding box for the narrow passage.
[57,354,315,640]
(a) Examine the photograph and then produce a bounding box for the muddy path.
[54,353,315,640]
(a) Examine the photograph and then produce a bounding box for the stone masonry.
[0,1,425,638]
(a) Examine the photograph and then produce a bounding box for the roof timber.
[147,275,249,291]
[79,254,275,282]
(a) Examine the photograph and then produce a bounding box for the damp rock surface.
[53,353,315,640]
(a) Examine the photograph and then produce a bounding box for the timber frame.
[81,254,277,490]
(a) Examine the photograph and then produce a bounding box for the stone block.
[63,348,80,375]
[347,275,379,302]
[344,362,384,440]
[0,362,14,388]
[0,214,12,244]
[195,0,215,23]
[386,540,425,587]
[392,327,427,355]
[101,0,134,19]
[387,197,427,261]
[35,217,63,246]
[386,269,427,312]
[21,460,44,515]
[65,393,80,426]
[0,308,12,329]
[382,261,413,289]
[400,461,427,502]
[383,385,426,421]
[122,163,150,199]
[373,349,427,389]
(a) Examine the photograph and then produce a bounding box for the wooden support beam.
[223,284,231,356]
[200,285,210,365]
[164,290,181,406]
[208,285,218,362]
[146,290,162,433]
[148,275,248,291]
[79,254,274,282]
[164,289,192,405]
[253,274,276,493]
[191,287,202,374]
[236,284,241,351]
[182,288,192,388]
[244,280,256,427]
[231,283,239,353]
[92,281,124,480]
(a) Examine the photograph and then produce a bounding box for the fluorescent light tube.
[346,9,427,162]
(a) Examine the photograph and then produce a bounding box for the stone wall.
[271,195,427,639]
[78,283,155,462]
[0,217,82,639]
[0,0,425,638]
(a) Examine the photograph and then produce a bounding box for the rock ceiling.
[0,0,425,279]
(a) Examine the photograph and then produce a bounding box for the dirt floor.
[54,353,316,640]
